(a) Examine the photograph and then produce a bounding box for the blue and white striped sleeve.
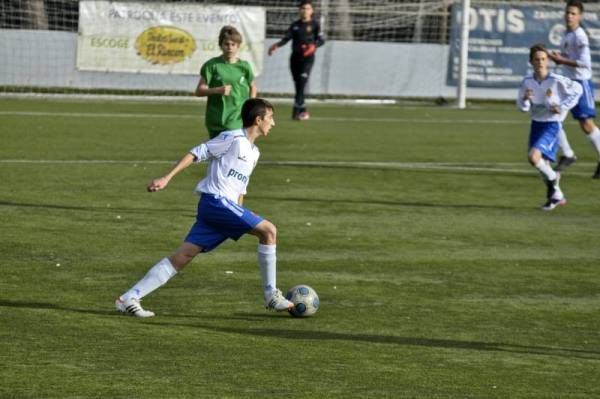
[575,30,592,69]
[557,76,583,113]
[517,77,531,112]
[189,133,236,162]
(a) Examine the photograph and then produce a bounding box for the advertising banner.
[447,3,600,87]
[77,1,265,75]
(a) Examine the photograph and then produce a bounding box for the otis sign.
[447,3,600,88]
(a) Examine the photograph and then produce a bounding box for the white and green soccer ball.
[286,285,319,317]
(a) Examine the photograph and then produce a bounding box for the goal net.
[0,0,583,100]
[0,0,457,99]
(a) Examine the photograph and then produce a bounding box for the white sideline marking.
[1,158,593,176]
[0,159,173,164]
[310,116,523,124]
[1,159,596,177]
[263,160,595,176]
[0,111,200,119]
[0,110,528,125]
[1,110,584,126]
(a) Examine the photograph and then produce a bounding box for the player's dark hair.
[299,0,313,8]
[242,98,274,127]
[566,0,584,13]
[529,43,547,61]
[218,25,242,46]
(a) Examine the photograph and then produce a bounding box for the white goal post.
[457,0,470,109]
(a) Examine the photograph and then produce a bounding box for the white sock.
[534,159,557,182]
[586,128,600,159]
[552,186,564,200]
[257,244,277,297]
[121,258,177,300]
[558,129,575,158]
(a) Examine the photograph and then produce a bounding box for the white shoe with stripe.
[264,289,294,311]
[115,297,155,318]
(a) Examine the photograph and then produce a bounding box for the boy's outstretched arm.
[548,51,579,68]
[147,153,196,192]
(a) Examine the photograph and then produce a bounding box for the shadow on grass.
[3,299,597,361]
[0,299,117,317]
[0,200,192,215]
[250,195,522,211]
[0,197,528,215]
[169,322,600,361]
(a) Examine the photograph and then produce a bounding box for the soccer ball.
[285,285,319,317]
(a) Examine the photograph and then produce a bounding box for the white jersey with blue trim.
[189,129,260,203]
[560,26,592,80]
[517,73,583,122]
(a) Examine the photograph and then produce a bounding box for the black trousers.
[290,53,314,114]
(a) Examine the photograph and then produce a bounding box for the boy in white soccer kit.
[115,98,294,317]
[548,0,600,178]
[518,44,582,211]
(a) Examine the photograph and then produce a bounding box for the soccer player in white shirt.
[518,44,583,210]
[548,0,600,178]
[115,98,294,317]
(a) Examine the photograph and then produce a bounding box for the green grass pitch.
[1,97,599,398]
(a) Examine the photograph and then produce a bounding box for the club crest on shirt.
[306,25,312,33]
[546,88,553,97]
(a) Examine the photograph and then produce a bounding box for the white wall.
[0,29,517,100]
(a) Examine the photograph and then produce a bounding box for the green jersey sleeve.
[244,61,255,83]
[200,61,212,84]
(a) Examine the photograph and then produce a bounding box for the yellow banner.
[76,1,265,75]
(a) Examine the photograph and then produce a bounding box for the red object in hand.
[268,43,278,56]
[302,43,316,57]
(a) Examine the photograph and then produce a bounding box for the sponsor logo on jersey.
[227,168,249,183]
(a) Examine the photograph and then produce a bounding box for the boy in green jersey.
[195,26,257,138]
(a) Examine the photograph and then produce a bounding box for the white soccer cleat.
[115,297,155,318]
[264,289,294,311]
[542,197,567,211]
[298,111,310,121]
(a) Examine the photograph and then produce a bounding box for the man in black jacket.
[269,0,325,120]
